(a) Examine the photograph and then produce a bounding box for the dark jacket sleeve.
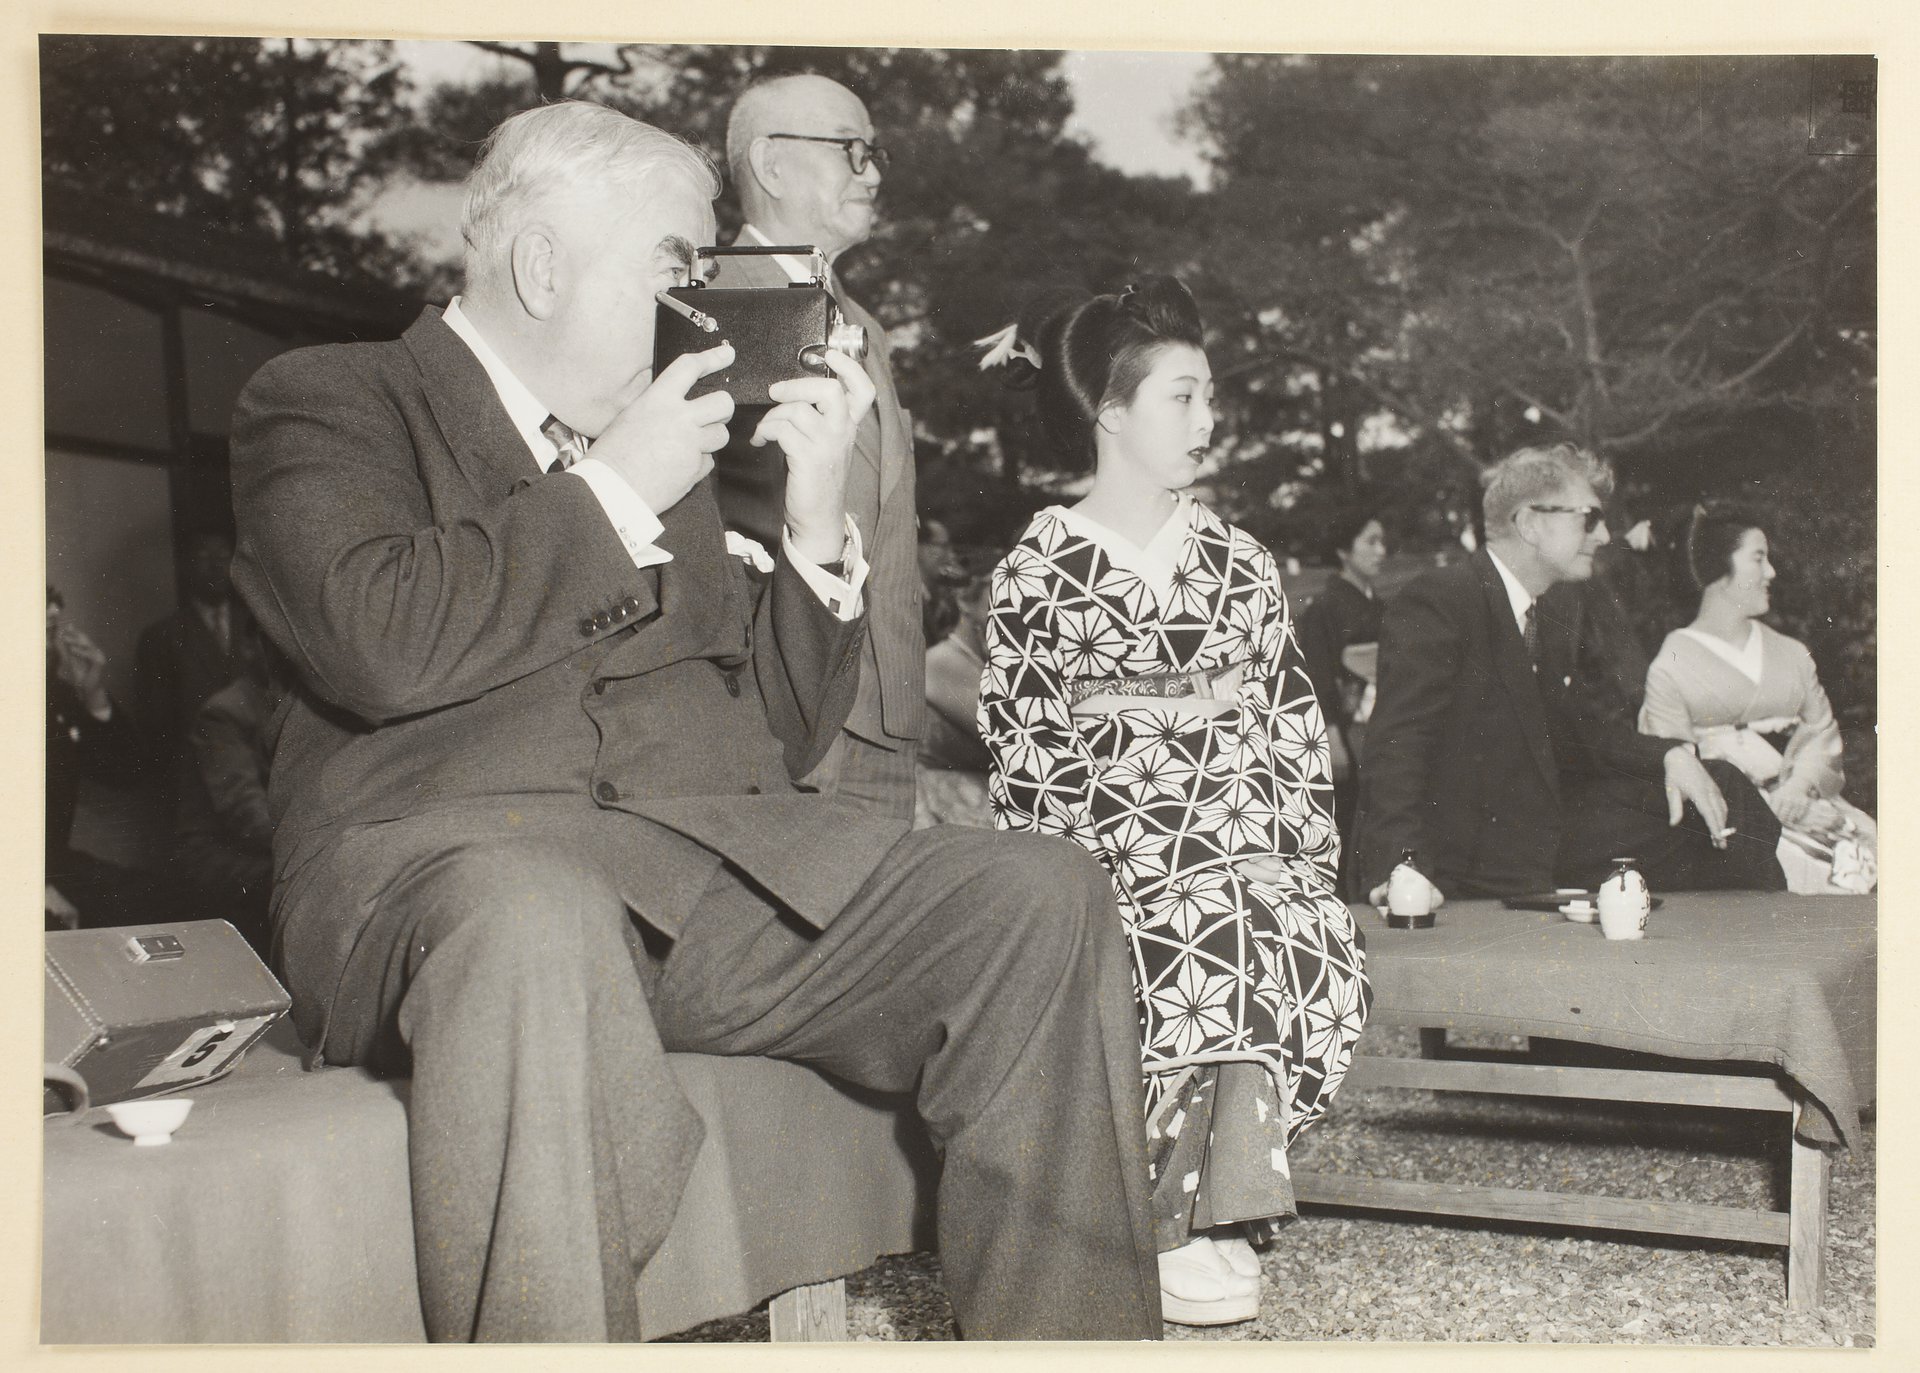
[229,346,663,726]
[752,550,866,780]
[1538,583,1680,784]
[1355,577,1462,892]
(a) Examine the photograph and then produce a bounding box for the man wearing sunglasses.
[1355,443,1783,906]
[712,74,923,826]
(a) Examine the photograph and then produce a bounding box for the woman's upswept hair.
[1676,499,1768,597]
[1029,275,1205,471]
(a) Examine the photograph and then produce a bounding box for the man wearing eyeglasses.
[712,74,923,825]
[1354,443,1783,906]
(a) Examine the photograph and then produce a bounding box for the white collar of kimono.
[1676,621,1765,683]
[1048,494,1193,605]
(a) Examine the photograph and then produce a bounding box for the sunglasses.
[1526,504,1608,533]
[766,133,891,176]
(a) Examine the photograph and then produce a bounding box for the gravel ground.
[666,1027,1875,1346]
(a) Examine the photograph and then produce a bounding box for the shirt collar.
[441,296,567,471]
[739,223,818,285]
[1485,547,1535,633]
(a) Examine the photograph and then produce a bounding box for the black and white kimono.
[980,496,1370,1240]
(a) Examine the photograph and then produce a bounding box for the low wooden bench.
[1293,893,1874,1311]
[42,1020,938,1342]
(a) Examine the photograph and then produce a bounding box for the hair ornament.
[973,322,1042,373]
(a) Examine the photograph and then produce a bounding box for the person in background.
[978,276,1370,1328]
[914,555,995,828]
[47,586,164,929]
[169,609,288,956]
[1296,510,1387,840]
[136,528,246,778]
[1355,443,1784,908]
[1639,502,1875,894]
[714,73,924,824]
[918,516,966,646]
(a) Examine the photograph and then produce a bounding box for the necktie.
[1523,602,1540,667]
[541,414,587,472]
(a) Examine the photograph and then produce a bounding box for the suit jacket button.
[622,596,641,615]
[592,678,609,695]
[593,611,613,630]
[595,781,619,804]
[580,617,597,636]
[724,671,742,698]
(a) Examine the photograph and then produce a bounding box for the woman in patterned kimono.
[976,278,1371,1326]
[1639,504,1876,894]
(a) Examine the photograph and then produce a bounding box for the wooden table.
[1293,893,1875,1311]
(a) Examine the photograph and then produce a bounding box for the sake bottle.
[1597,857,1650,941]
[1386,848,1436,930]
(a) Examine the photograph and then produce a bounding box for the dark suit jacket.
[1354,549,1680,897]
[230,308,908,1048]
[706,246,924,750]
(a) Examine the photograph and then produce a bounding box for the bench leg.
[1418,1028,1448,1059]
[768,1278,849,1340]
[1788,1132,1830,1312]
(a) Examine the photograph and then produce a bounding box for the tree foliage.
[40,34,420,286]
[1179,55,1875,534]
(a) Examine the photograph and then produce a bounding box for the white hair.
[725,74,855,198]
[1482,442,1615,532]
[461,101,719,296]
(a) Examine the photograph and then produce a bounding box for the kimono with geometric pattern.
[980,496,1371,1165]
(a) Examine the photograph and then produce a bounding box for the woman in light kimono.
[1639,503,1875,894]
[976,277,1370,1326]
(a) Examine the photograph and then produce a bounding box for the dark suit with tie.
[1354,549,1783,898]
[229,308,1159,1342]
[708,245,924,822]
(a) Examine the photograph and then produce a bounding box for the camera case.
[653,245,869,405]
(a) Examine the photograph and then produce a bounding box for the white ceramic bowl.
[105,1098,194,1146]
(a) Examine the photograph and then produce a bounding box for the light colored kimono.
[1640,621,1874,894]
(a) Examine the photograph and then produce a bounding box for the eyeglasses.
[766,133,891,176]
[1526,504,1608,533]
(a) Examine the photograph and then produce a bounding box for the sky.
[374,41,1214,262]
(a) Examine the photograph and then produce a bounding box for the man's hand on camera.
[758,350,875,563]
[589,343,736,515]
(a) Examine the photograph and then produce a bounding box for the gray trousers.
[315,816,1162,1342]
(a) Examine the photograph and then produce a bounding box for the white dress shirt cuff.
[567,458,672,569]
[783,517,868,621]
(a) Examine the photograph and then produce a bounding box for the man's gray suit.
[230,308,1161,1342]
[708,248,923,818]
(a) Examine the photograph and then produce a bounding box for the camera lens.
[828,318,869,363]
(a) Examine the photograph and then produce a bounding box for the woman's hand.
[1235,856,1289,883]
[1772,780,1815,827]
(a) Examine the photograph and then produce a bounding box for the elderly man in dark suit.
[708,74,923,823]
[231,101,1159,1343]
[1354,443,1783,908]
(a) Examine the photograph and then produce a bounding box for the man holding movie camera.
[708,74,925,824]
[230,100,1159,1343]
